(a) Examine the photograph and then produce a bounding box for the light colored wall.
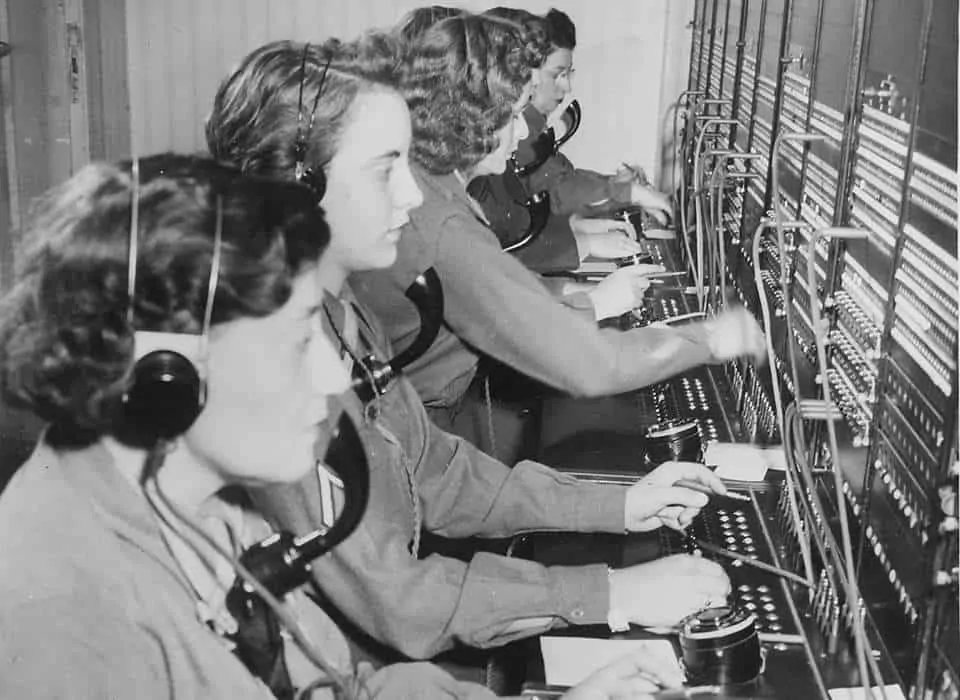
[126,0,694,178]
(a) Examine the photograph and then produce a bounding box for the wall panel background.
[125,0,694,180]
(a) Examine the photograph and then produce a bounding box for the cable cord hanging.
[771,127,882,696]
[805,228,889,700]
[692,117,739,310]
[672,90,703,265]
[321,302,383,418]
[140,445,368,700]
[677,97,701,276]
[751,221,815,592]
[769,130,886,696]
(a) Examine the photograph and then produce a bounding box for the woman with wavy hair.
[482,8,672,230]
[0,153,365,698]
[351,12,767,439]
[465,7,657,273]
[206,32,735,675]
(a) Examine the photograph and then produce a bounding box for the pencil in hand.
[675,479,751,502]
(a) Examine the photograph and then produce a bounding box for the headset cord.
[141,445,366,700]
[320,301,422,557]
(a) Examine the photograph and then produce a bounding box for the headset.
[513,98,582,177]
[293,44,333,200]
[117,159,223,448]
[323,268,445,406]
[465,167,552,254]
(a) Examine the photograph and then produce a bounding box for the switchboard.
[680,0,959,697]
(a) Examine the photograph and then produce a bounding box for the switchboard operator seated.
[0,154,687,700]
[468,7,675,274]
[206,34,735,665]
[0,154,366,698]
[398,6,647,277]
[348,11,767,439]
[395,6,654,307]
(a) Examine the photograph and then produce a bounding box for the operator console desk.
[498,240,904,699]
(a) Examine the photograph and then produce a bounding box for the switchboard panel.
[679,0,959,697]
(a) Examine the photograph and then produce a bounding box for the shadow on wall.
[0,402,43,493]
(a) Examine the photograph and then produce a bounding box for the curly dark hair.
[398,13,546,174]
[0,153,327,447]
[205,35,400,184]
[546,8,577,51]
[482,7,550,67]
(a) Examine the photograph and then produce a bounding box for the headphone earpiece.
[293,46,333,203]
[297,166,327,201]
[121,347,203,447]
[117,162,222,448]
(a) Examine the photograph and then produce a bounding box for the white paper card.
[540,636,679,688]
[828,685,906,700]
[576,261,618,276]
[704,442,788,482]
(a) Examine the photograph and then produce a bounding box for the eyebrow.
[372,150,401,163]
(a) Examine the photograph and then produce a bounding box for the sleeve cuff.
[607,567,631,632]
[572,230,588,261]
[547,562,611,626]
[607,178,633,204]
[571,481,629,532]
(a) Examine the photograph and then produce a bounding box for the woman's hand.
[571,213,634,238]
[701,305,767,363]
[571,214,644,259]
[608,555,731,629]
[583,233,645,260]
[624,461,728,532]
[613,162,650,186]
[561,646,684,700]
[587,265,665,321]
[628,183,673,226]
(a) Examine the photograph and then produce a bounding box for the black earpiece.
[552,98,582,151]
[323,269,444,406]
[513,99,582,177]
[293,45,333,200]
[295,166,327,201]
[117,160,222,448]
[121,349,203,446]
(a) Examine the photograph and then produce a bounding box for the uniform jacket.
[351,165,716,413]
[252,286,628,659]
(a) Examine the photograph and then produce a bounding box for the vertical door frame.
[81,0,130,162]
[63,0,91,169]
[0,0,130,292]
[0,0,17,291]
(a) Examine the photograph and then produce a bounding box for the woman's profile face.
[320,89,423,272]
[181,269,350,486]
[531,48,574,115]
